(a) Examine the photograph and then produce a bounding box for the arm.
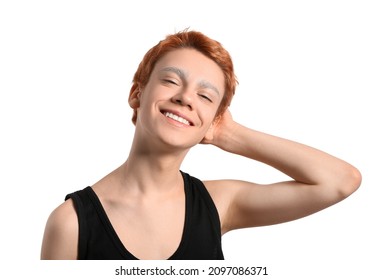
[203,110,362,233]
[40,199,79,259]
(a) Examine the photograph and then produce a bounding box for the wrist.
[213,120,242,152]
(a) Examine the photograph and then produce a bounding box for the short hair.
[129,29,238,124]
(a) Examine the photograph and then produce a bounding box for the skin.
[41,48,362,260]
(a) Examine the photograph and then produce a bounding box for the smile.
[162,111,192,126]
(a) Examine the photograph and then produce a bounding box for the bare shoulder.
[40,199,78,259]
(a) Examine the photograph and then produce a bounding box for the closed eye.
[163,79,178,85]
[199,94,213,103]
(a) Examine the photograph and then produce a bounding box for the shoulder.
[48,199,78,228]
[40,199,79,259]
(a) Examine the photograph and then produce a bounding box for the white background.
[1,0,381,279]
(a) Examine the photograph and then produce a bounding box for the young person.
[41,30,362,260]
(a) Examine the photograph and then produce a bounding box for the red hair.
[129,30,238,124]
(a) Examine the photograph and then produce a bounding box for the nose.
[171,89,193,110]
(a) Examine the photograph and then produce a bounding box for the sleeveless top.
[65,171,224,260]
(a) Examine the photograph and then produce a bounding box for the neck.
[118,135,190,194]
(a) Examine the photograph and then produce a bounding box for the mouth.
[161,110,194,126]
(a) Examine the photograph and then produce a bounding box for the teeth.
[164,112,190,125]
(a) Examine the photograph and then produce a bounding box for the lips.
[161,110,194,126]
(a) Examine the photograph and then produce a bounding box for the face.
[131,48,225,150]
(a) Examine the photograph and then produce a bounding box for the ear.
[128,85,141,109]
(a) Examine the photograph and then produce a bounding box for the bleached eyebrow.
[198,80,220,97]
[160,66,221,97]
[160,67,187,80]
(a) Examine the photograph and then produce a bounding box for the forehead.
[153,49,225,91]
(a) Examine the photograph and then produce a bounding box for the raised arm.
[202,110,362,233]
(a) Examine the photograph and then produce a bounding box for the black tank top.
[65,171,224,260]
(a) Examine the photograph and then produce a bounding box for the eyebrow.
[198,80,221,97]
[160,67,187,80]
[159,66,221,97]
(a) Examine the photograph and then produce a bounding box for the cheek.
[137,87,156,111]
[207,104,221,122]
[199,109,218,131]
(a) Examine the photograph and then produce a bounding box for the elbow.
[337,164,362,199]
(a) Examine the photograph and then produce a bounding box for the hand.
[200,109,235,146]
